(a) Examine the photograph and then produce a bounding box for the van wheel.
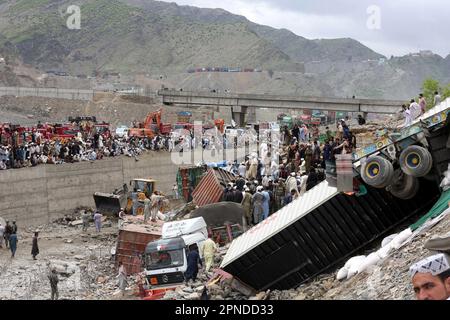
[399,145,433,177]
[388,170,420,200]
[361,156,394,188]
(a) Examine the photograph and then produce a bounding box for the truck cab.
[143,217,208,288]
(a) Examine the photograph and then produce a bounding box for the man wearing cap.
[241,187,253,227]
[286,172,298,196]
[223,183,234,202]
[409,253,450,300]
[252,186,265,225]
[236,174,246,190]
[238,162,246,178]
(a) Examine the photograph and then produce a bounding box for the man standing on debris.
[150,191,164,222]
[48,268,59,300]
[201,237,218,273]
[409,98,422,120]
[410,253,450,300]
[434,91,442,106]
[419,93,427,114]
[117,262,128,297]
[81,210,90,232]
[172,184,179,200]
[9,232,18,258]
[401,104,412,127]
[185,244,202,284]
[93,210,103,232]
[143,196,151,223]
[118,208,126,229]
[4,221,12,248]
[12,221,17,234]
[31,231,39,260]
[0,223,4,248]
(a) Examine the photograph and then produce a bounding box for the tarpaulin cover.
[410,189,450,231]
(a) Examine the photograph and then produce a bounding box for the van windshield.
[145,249,184,270]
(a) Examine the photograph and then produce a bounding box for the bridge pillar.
[231,106,249,126]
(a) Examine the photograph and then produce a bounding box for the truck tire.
[388,170,419,200]
[361,156,394,188]
[399,145,433,177]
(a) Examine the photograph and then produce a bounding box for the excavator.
[214,118,225,134]
[128,108,172,138]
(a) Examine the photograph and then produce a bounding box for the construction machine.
[128,109,172,138]
[214,118,225,134]
[93,178,157,216]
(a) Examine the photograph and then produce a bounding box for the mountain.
[0,0,448,99]
[0,0,303,74]
[121,0,383,63]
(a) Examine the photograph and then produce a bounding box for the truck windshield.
[145,249,184,270]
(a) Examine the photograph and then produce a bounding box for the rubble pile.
[352,118,404,149]
[161,273,246,300]
[0,210,123,300]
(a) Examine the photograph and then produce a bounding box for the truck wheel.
[388,170,419,200]
[361,156,394,188]
[399,145,433,177]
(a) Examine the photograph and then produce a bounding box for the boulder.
[186,292,200,300]
[69,220,83,227]
[182,287,193,293]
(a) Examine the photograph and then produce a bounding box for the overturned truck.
[221,99,450,291]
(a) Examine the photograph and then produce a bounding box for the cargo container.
[116,217,163,274]
[176,165,208,201]
[221,178,440,291]
[191,168,237,207]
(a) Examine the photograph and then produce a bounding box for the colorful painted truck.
[354,98,450,200]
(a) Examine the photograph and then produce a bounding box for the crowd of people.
[217,118,358,228]
[401,91,442,127]
[0,125,175,170]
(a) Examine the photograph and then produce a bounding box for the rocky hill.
[0,0,448,99]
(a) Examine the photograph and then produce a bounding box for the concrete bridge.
[158,89,404,125]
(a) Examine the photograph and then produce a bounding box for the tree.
[442,83,450,100]
[422,78,440,110]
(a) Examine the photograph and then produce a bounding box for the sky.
[159,0,450,58]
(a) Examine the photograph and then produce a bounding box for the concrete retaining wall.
[0,87,94,101]
[0,152,179,227]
